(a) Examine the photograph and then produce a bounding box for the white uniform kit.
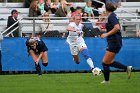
[67,22,87,55]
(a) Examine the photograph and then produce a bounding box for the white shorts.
[67,37,87,55]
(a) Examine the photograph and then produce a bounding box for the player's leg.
[29,50,42,75]
[106,46,128,69]
[109,60,132,79]
[79,43,94,70]
[41,51,48,74]
[107,48,132,79]
[41,51,48,67]
[70,45,80,64]
[101,50,132,83]
[72,55,80,64]
[101,51,115,83]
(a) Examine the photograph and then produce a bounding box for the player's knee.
[81,49,90,60]
[42,63,48,67]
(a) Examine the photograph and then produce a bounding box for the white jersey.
[67,22,84,45]
[66,22,87,55]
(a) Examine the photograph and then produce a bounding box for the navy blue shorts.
[106,40,122,53]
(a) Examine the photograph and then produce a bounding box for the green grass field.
[0,72,140,93]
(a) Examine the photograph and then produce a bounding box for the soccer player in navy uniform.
[26,37,48,75]
[100,3,132,84]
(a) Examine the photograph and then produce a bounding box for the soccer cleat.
[127,66,132,79]
[101,80,110,84]
[35,63,42,76]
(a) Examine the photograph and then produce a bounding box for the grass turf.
[0,72,139,93]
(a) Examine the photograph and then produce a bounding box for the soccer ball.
[92,67,102,76]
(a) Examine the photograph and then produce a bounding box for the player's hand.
[36,59,40,64]
[101,33,108,38]
[76,30,81,34]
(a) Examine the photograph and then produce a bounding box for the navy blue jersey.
[106,12,122,41]
[106,12,122,53]
[26,38,48,54]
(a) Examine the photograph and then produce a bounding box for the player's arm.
[101,24,120,38]
[67,26,81,34]
[36,41,48,63]
[25,39,31,56]
[101,15,120,38]
[107,24,120,35]
[36,52,43,64]
[67,26,76,32]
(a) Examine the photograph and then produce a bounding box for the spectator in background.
[96,11,107,32]
[84,0,94,18]
[55,0,71,17]
[7,9,19,37]
[44,0,52,13]
[82,12,94,32]
[82,12,101,37]
[71,7,82,17]
[51,0,60,14]
[0,31,3,74]
[24,0,32,8]
[38,0,46,15]
[29,0,41,17]
[40,12,54,36]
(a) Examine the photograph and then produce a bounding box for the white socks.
[87,58,94,69]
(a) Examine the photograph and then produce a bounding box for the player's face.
[74,16,81,25]
[77,9,82,14]
[30,43,37,49]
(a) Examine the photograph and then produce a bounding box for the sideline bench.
[121,2,140,8]
[0,3,24,8]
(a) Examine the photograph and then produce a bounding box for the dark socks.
[102,61,127,81]
[42,63,48,67]
[102,63,110,81]
[110,61,127,70]
[35,63,42,75]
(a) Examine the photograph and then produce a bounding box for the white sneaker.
[127,66,132,79]
[101,80,110,84]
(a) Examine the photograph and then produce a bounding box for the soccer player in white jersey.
[66,14,95,72]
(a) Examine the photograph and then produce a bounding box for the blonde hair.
[28,38,37,46]
[60,0,68,17]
